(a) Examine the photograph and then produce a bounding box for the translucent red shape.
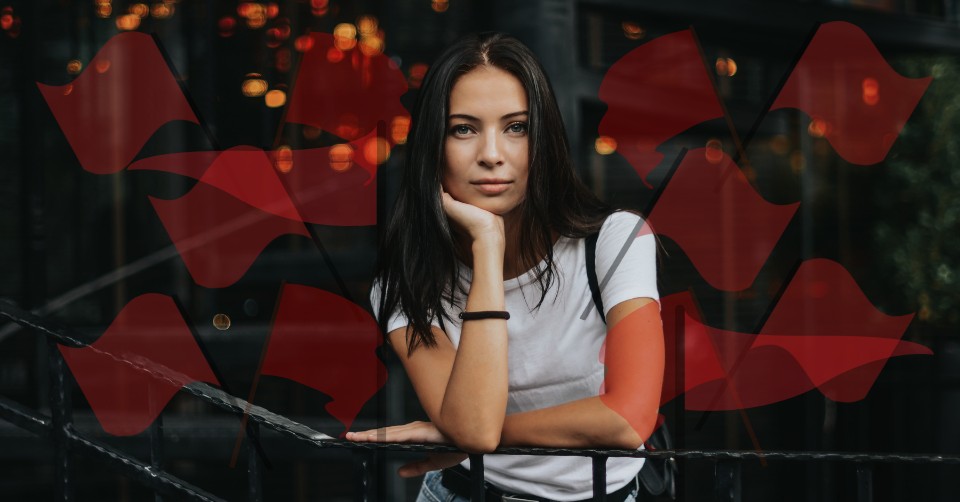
[129,132,378,226]
[770,21,931,165]
[647,149,799,291]
[658,261,930,410]
[285,32,409,143]
[260,284,387,434]
[149,163,309,288]
[599,301,664,439]
[36,32,198,174]
[59,294,219,436]
[598,29,724,185]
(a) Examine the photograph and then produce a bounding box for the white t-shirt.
[373,211,659,500]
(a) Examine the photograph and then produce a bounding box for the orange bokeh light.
[329,144,354,172]
[275,145,294,173]
[705,138,724,164]
[862,77,879,106]
[807,118,828,138]
[391,116,410,144]
[66,59,83,74]
[265,89,286,108]
[294,35,315,52]
[595,136,618,155]
[116,14,141,31]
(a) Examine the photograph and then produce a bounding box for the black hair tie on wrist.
[458,310,510,321]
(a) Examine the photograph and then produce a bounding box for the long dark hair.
[376,32,611,353]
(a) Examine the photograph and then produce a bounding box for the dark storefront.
[1,0,959,500]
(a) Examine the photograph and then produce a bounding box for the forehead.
[448,66,528,116]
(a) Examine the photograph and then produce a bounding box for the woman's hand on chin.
[441,191,505,244]
[345,420,449,444]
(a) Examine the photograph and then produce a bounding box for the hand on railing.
[346,420,468,477]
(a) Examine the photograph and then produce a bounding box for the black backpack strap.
[585,231,606,324]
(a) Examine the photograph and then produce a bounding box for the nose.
[477,129,504,168]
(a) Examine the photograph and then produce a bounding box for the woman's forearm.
[500,396,654,450]
[437,234,510,452]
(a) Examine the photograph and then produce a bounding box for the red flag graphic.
[647,149,799,291]
[260,284,387,434]
[59,294,219,436]
[770,21,931,165]
[285,32,409,142]
[148,149,310,288]
[129,132,379,227]
[598,29,724,185]
[659,261,930,410]
[37,32,198,174]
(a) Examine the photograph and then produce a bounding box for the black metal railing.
[2,300,959,502]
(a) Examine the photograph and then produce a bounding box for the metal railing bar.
[0,395,52,437]
[64,426,227,502]
[592,456,607,501]
[468,454,484,502]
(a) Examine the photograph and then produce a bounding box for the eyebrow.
[447,111,529,121]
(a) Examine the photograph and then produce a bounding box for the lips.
[471,179,512,195]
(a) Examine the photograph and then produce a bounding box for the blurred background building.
[1,0,958,500]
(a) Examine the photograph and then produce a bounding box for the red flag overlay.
[59,294,219,436]
[598,29,724,185]
[285,32,409,141]
[771,21,931,165]
[659,261,930,410]
[37,32,198,174]
[260,284,387,434]
[147,146,309,288]
[648,148,799,291]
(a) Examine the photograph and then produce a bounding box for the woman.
[347,32,664,501]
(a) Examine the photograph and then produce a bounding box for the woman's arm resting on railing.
[500,298,664,450]
[348,298,663,448]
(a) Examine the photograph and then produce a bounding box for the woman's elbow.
[449,429,501,454]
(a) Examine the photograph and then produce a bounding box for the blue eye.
[451,124,472,135]
[508,122,528,134]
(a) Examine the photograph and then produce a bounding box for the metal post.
[247,421,262,502]
[715,460,741,502]
[48,340,73,502]
[593,456,608,501]
[149,390,165,502]
[856,464,873,502]
[468,454,485,502]
[354,450,375,502]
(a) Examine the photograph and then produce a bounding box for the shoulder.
[596,211,652,255]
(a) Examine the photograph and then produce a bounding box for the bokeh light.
[432,0,449,13]
[391,116,410,145]
[212,313,231,331]
[595,136,618,155]
[408,63,428,88]
[715,57,737,77]
[241,74,268,97]
[364,137,391,165]
[862,77,879,106]
[705,138,724,164]
[265,89,286,108]
[334,23,357,51]
[329,144,354,172]
[807,117,828,138]
[622,21,645,40]
[294,35,315,52]
[275,145,294,173]
[116,14,141,31]
[218,16,236,37]
[66,59,83,75]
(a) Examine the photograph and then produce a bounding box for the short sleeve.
[369,280,442,334]
[594,211,659,317]
[369,280,409,334]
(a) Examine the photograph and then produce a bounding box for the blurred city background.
[1,0,958,500]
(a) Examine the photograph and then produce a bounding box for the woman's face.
[442,65,529,219]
